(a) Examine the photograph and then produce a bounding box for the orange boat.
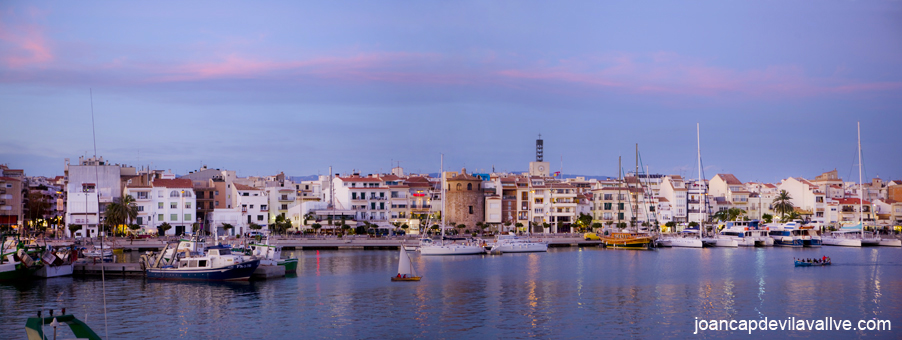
[600,232,655,249]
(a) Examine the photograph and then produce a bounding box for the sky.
[1,1,900,184]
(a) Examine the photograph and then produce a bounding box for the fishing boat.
[794,257,831,267]
[1,235,40,282]
[391,246,421,281]
[248,241,298,273]
[419,155,486,256]
[490,233,548,253]
[34,246,76,278]
[144,242,260,281]
[26,309,101,340]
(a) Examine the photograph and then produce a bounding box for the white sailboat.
[420,154,486,256]
[391,246,421,281]
[663,123,714,248]
[490,232,548,253]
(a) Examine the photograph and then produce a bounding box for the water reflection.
[2,247,901,339]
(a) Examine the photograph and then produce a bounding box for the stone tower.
[444,168,485,230]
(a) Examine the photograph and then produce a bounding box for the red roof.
[716,174,742,185]
[0,176,19,181]
[234,183,260,191]
[152,178,193,188]
[834,197,872,205]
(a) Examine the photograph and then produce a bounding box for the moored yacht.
[767,222,803,247]
[490,233,548,253]
[719,220,771,247]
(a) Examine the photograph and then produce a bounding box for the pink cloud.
[0,9,53,68]
[495,53,902,98]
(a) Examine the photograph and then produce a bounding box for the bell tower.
[529,134,550,176]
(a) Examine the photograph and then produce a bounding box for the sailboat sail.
[397,247,415,277]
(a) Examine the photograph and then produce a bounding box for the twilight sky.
[1,1,900,183]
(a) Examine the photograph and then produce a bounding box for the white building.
[64,156,124,237]
[235,183,269,234]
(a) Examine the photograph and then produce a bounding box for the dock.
[74,262,144,276]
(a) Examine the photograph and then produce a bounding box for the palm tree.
[773,190,794,221]
[221,223,234,236]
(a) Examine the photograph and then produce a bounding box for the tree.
[68,224,82,235]
[311,223,322,235]
[221,223,234,236]
[341,224,351,235]
[688,221,699,228]
[158,222,172,236]
[591,222,602,232]
[762,214,774,224]
[456,224,466,235]
[665,221,676,232]
[772,190,795,221]
[249,223,263,230]
[515,222,524,232]
[128,224,141,233]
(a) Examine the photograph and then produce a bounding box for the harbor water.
[1,246,900,339]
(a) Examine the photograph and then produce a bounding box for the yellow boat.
[600,231,655,249]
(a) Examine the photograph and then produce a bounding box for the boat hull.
[391,276,421,281]
[420,245,485,255]
[0,262,32,282]
[703,238,738,247]
[146,260,260,281]
[803,238,822,247]
[773,237,803,247]
[878,239,902,247]
[278,258,298,273]
[660,237,703,248]
[795,260,831,267]
[822,237,861,247]
[34,264,74,278]
[493,243,548,253]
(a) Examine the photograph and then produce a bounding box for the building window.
[215,190,219,196]
[215,201,220,207]
[257,215,264,221]
[170,214,177,221]
[467,183,472,190]
[171,202,177,209]
[158,214,163,221]
[158,202,164,209]
[137,217,143,225]
[197,191,204,199]
[184,214,191,221]
[136,192,148,199]
[185,202,191,209]
[170,191,179,198]
[281,204,287,210]
[469,206,473,214]
[137,206,144,212]
[456,184,462,191]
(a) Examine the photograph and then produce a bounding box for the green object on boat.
[25,314,102,340]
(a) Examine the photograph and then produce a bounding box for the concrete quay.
[47,236,602,251]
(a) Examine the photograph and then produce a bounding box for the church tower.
[529,135,550,176]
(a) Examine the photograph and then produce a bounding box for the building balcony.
[279,196,293,202]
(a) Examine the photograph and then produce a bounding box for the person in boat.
[397,273,401,278]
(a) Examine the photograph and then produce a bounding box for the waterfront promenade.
[42,234,602,251]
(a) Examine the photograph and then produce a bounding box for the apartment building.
[0,165,25,232]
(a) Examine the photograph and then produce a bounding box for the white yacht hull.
[878,239,902,247]
[861,238,880,246]
[493,243,548,253]
[822,237,861,247]
[35,264,74,278]
[667,237,703,248]
[420,244,485,255]
[703,238,738,247]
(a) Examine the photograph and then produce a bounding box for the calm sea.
[1,246,900,339]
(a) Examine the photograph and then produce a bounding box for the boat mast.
[858,122,863,238]
[440,154,445,246]
[618,156,622,231]
[697,123,704,237]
